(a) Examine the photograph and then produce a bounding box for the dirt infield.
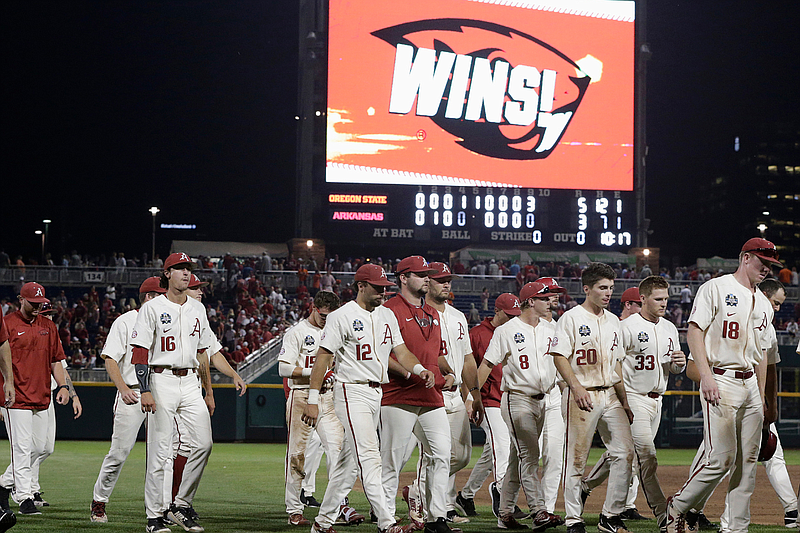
[397,463,795,527]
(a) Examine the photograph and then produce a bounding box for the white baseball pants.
[671,374,763,533]
[144,372,212,519]
[380,403,451,521]
[93,390,147,502]
[301,430,323,496]
[501,391,546,517]
[22,400,56,501]
[538,387,564,513]
[285,388,343,514]
[562,387,634,526]
[1,407,49,503]
[460,406,510,499]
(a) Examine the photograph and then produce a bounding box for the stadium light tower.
[42,219,51,259]
[149,207,160,262]
[35,230,44,262]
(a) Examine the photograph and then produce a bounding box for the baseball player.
[403,262,484,525]
[584,276,686,530]
[455,293,520,520]
[0,282,70,516]
[581,287,646,522]
[665,238,780,533]
[380,256,456,533]
[477,281,564,530]
[536,277,567,516]
[549,262,635,533]
[301,263,433,533]
[0,313,15,532]
[131,252,216,533]
[89,277,165,522]
[279,291,357,526]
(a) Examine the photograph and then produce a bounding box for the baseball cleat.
[167,504,204,532]
[0,487,10,513]
[567,523,586,533]
[91,500,108,523]
[0,509,16,533]
[665,499,686,533]
[384,522,414,533]
[511,506,530,520]
[498,515,529,529]
[336,505,365,526]
[785,509,798,528]
[290,513,311,526]
[446,510,469,524]
[685,511,716,532]
[19,498,41,515]
[597,514,630,533]
[301,489,321,508]
[32,492,49,507]
[314,520,338,533]
[146,517,172,533]
[490,482,501,518]
[403,485,425,523]
[454,492,476,517]
[619,508,647,521]
[424,517,458,533]
[162,511,176,526]
[184,505,200,521]
[531,510,564,531]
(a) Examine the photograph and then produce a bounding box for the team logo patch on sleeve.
[353,319,364,332]
[514,332,525,343]
[160,312,172,325]
[131,330,138,338]
[725,294,738,307]
[304,335,316,346]
[637,331,649,343]
[578,325,591,337]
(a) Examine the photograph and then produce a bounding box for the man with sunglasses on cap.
[402,262,484,526]
[666,238,780,533]
[90,276,165,523]
[380,256,456,533]
[131,253,216,533]
[456,293,521,520]
[477,281,564,530]
[0,282,70,516]
[302,263,433,533]
[619,288,642,321]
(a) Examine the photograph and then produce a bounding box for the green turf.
[0,441,791,532]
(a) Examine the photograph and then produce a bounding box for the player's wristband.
[468,386,479,392]
[307,389,320,405]
[301,368,312,377]
[55,385,69,395]
[412,364,425,376]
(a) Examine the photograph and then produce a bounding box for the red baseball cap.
[495,293,521,316]
[164,252,194,271]
[139,276,166,294]
[188,274,209,289]
[20,282,48,303]
[741,237,782,267]
[519,282,551,302]
[429,262,459,281]
[537,277,567,293]
[354,264,396,287]
[621,287,642,304]
[395,255,437,276]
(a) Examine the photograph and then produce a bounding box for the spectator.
[791,267,798,287]
[640,263,652,277]
[487,259,499,279]
[0,249,9,268]
[787,319,799,338]
[680,284,692,315]
[778,265,792,285]
[467,303,480,325]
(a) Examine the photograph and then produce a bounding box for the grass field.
[1,440,794,532]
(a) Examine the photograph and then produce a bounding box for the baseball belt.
[151,366,196,377]
[712,367,754,379]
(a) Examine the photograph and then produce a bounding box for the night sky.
[4,1,799,264]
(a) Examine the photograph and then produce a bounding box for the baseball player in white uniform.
[131,252,216,533]
[666,238,780,533]
[550,262,635,533]
[89,277,165,523]
[279,291,361,526]
[301,264,434,533]
[536,277,566,515]
[585,277,685,530]
[478,281,564,531]
[404,262,483,525]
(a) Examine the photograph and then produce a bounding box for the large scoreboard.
[315,0,637,249]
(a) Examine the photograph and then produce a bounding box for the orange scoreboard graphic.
[326,0,635,191]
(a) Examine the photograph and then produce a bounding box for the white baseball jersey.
[440,303,471,387]
[102,309,139,386]
[549,304,622,389]
[278,319,322,389]
[687,275,772,370]
[131,294,214,368]
[765,323,779,365]
[620,313,681,395]
[319,300,403,384]
[484,316,556,396]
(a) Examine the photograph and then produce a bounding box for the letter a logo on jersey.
[458,322,465,340]
[382,324,393,345]
[190,318,201,337]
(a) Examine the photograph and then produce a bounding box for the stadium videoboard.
[321,0,637,249]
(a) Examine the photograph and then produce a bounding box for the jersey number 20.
[576,348,597,366]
